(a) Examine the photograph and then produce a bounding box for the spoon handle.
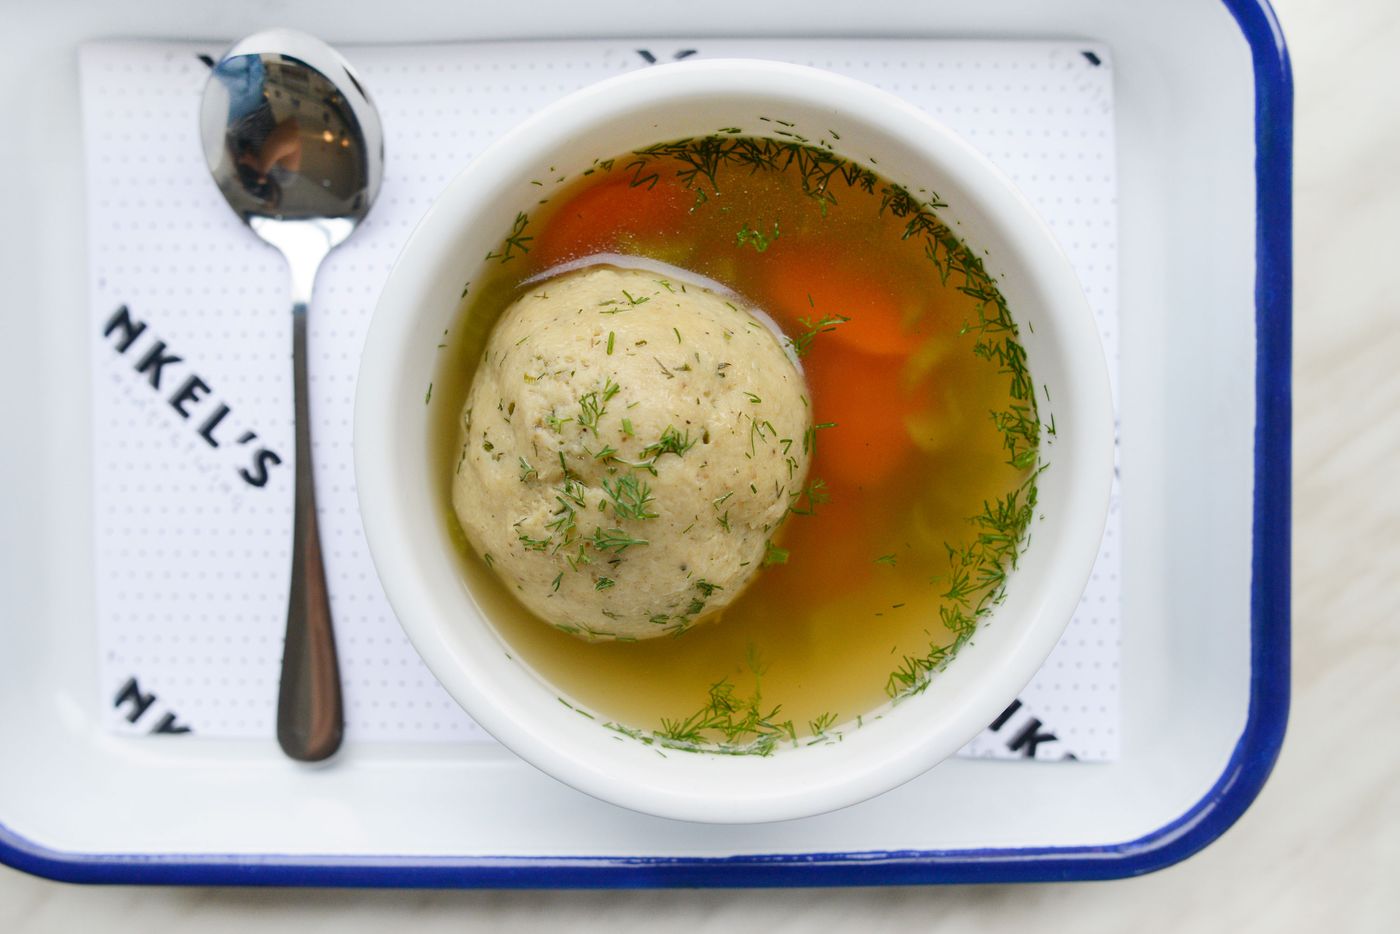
[277,300,344,762]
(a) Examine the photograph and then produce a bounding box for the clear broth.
[430,138,1034,746]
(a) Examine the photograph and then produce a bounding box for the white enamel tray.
[0,0,1290,886]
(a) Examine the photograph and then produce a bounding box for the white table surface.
[3,0,1397,929]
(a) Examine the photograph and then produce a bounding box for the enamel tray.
[0,0,1290,887]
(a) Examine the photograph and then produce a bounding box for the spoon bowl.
[201,30,382,226]
[200,29,384,762]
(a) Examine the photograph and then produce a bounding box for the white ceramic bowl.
[356,60,1113,824]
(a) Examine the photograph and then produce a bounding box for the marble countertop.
[4,0,1397,929]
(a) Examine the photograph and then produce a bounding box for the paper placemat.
[81,37,1120,760]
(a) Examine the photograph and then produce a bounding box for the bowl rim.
[355,58,1115,824]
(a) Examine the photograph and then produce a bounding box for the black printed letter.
[1008,718,1058,758]
[103,305,147,353]
[151,713,193,735]
[198,404,231,447]
[135,341,182,390]
[988,699,1023,732]
[169,374,212,418]
[238,448,283,488]
[113,677,157,724]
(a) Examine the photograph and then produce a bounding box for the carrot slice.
[766,479,870,601]
[530,177,688,271]
[762,248,927,357]
[802,340,919,488]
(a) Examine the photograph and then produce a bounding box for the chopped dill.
[802,421,836,456]
[588,527,648,553]
[544,499,576,539]
[735,219,781,253]
[484,211,532,263]
[640,425,696,460]
[556,477,588,510]
[762,540,789,566]
[792,314,850,357]
[517,533,549,552]
[785,478,830,518]
[654,668,795,755]
[576,378,621,435]
[886,472,1041,700]
[602,474,658,521]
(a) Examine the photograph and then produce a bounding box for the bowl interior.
[356,61,1113,823]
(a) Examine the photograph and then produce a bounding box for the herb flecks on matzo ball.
[452,266,812,641]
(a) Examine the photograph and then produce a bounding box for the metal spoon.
[199,29,384,762]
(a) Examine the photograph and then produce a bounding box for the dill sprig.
[517,533,549,552]
[694,579,722,598]
[630,135,878,212]
[609,424,696,476]
[577,378,621,435]
[736,220,781,253]
[636,649,844,755]
[642,425,696,459]
[485,211,533,263]
[655,676,795,755]
[544,503,576,539]
[614,424,698,476]
[802,421,836,457]
[785,478,830,518]
[651,648,799,758]
[885,470,1041,700]
[588,527,648,553]
[543,477,588,547]
[792,314,850,357]
[602,474,658,521]
[807,711,839,737]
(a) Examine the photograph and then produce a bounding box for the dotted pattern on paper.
[81,39,1120,760]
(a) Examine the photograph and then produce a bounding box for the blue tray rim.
[0,0,1292,888]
